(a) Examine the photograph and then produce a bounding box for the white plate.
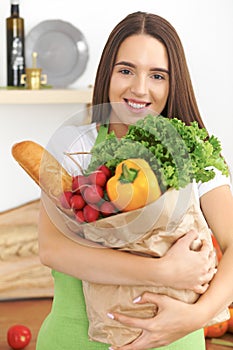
[26,19,89,87]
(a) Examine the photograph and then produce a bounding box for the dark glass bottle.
[6,0,25,86]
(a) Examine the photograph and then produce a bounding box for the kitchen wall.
[0,0,232,211]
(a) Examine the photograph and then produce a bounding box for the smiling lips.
[124,98,151,110]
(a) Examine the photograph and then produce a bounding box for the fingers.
[194,239,217,269]
[200,238,212,253]
[107,293,161,350]
[209,249,217,267]
[178,230,199,246]
[179,230,209,253]
[107,292,163,329]
[193,266,217,294]
[203,248,217,273]
[135,291,165,306]
[193,283,209,294]
[107,311,152,331]
[200,245,216,274]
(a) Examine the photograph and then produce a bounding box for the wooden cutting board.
[0,200,54,300]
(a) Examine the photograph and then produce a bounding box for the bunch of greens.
[86,114,229,192]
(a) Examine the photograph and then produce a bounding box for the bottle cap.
[11,0,20,4]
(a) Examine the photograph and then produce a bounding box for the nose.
[130,75,148,97]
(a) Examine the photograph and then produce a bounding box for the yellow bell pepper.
[106,158,161,212]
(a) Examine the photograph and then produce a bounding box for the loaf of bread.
[12,140,72,200]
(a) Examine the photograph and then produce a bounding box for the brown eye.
[152,74,164,80]
[119,69,131,75]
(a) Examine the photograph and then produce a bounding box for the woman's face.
[109,34,169,133]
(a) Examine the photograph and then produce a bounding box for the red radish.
[100,201,117,217]
[79,183,90,194]
[59,191,73,209]
[70,194,86,210]
[83,204,99,222]
[72,175,89,193]
[83,184,104,204]
[75,210,85,223]
[97,165,112,179]
[89,170,107,187]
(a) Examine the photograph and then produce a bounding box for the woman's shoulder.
[49,122,97,147]
[46,122,97,162]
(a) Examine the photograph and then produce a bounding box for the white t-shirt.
[47,123,232,198]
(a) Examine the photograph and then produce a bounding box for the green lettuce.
[87,115,229,191]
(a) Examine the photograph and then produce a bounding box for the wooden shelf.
[0,88,93,105]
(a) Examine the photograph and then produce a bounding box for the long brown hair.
[92,11,205,128]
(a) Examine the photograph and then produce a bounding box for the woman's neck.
[109,113,129,138]
[108,122,128,139]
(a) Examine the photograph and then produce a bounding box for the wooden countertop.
[0,298,52,350]
[206,333,233,349]
[0,298,232,350]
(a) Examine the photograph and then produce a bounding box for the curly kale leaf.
[86,114,229,190]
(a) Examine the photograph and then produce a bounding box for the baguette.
[12,140,72,201]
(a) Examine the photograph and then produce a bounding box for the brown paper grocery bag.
[79,183,229,346]
[43,183,229,347]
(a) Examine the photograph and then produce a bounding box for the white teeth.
[127,101,147,109]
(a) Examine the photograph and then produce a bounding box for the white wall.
[0,0,232,211]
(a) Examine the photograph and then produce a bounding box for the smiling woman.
[108,34,170,133]
[33,11,233,350]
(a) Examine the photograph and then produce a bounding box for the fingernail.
[108,347,114,350]
[133,295,141,303]
[107,312,115,319]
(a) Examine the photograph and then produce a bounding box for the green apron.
[36,124,206,349]
[36,271,205,350]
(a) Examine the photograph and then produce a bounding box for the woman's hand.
[162,230,216,293]
[108,292,204,350]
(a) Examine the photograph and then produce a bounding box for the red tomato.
[203,327,208,337]
[7,324,31,349]
[204,320,228,338]
[211,234,222,262]
[228,306,233,333]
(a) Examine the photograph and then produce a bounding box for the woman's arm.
[38,197,215,292]
[107,185,233,350]
[194,184,233,316]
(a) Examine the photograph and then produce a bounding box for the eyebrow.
[115,61,169,75]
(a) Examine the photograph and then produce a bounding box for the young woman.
[36,12,233,350]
